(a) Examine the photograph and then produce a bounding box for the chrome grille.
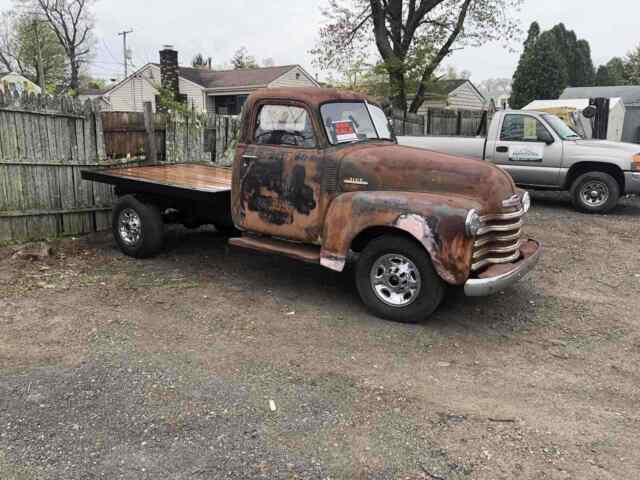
[471,202,525,272]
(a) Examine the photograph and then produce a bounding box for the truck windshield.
[542,114,582,140]
[321,102,393,145]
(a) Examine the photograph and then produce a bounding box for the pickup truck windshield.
[542,114,582,140]
[321,102,392,145]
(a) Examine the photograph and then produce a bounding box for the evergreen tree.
[510,29,567,109]
[625,45,640,84]
[595,65,610,86]
[607,57,628,85]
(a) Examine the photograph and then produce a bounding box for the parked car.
[399,110,640,213]
[82,88,541,323]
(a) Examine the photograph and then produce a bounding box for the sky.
[1,0,638,85]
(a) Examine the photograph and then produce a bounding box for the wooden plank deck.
[91,163,233,193]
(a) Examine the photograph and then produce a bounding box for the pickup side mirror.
[539,130,555,145]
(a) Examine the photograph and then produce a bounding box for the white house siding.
[268,66,319,88]
[447,83,485,110]
[416,82,485,114]
[103,65,206,113]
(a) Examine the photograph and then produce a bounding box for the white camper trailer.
[523,98,626,142]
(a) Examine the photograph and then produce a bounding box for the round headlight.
[522,191,531,213]
[465,209,481,237]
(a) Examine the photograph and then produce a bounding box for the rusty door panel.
[233,144,326,243]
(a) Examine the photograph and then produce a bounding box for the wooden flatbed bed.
[81,163,232,201]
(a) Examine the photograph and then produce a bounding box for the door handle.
[496,146,508,153]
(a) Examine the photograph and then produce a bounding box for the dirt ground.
[1,192,639,480]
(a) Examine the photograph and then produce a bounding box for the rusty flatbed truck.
[82,88,541,323]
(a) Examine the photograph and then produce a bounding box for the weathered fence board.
[0,91,112,243]
[389,107,492,137]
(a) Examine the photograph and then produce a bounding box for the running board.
[229,235,321,264]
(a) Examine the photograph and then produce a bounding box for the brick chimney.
[159,45,180,101]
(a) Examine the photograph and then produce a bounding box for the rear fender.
[320,191,481,285]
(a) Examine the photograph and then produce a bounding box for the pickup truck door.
[486,113,564,187]
[233,101,326,243]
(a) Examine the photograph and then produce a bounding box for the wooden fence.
[1,95,242,243]
[0,92,114,243]
[389,108,492,137]
[103,110,240,164]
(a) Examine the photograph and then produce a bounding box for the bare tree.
[313,0,522,113]
[34,0,94,91]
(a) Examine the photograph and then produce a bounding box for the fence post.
[456,111,462,136]
[143,101,157,163]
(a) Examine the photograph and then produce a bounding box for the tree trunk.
[69,57,80,92]
[388,67,407,113]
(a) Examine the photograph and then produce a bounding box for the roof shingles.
[154,64,298,90]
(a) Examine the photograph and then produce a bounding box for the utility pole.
[118,29,133,77]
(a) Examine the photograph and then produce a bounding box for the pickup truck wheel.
[112,195,164,258]
[570,172,620,214]
[355,235,445,323]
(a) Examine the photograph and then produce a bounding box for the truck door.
[233,101,326,243]
[488,113,563,187]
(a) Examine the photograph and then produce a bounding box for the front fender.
[320,191,481,285]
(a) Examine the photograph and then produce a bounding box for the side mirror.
[583,105,597,119]
[539,131,554,145]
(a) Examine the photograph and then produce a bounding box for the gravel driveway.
[1,192,639,479]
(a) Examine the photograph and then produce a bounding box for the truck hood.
[570,139,640,154]
[335,142,517,213]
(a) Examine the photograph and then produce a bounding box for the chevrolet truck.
[82,88,541,323]
[399,110,640,213]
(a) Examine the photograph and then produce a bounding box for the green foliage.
[313,0,523,113]
[626,45,640,84]
[231,47,258,70]
[510,22,595,108]
[157,87,190,115]
[595,65,610,86]
[192,53,211,69]
[16,16,66,91]
[510,30,568,109]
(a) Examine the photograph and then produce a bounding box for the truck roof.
[246,87,374,110]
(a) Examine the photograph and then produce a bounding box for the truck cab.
[83,88,542,323]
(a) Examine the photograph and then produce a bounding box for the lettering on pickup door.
[509,145,544,162]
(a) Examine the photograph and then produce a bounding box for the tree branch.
[410,0,472,112]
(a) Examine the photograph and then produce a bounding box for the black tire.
[213,223,240,236]
[355,235,445,323]
[570,171,620,214]
[112,195,164,258]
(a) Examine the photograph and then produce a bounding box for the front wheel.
[355,235,445,323]
[570,171,620,214]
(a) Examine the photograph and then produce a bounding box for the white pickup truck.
[399,110,640,213]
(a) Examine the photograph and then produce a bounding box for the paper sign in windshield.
[509,144,544,162]
[333,121,359,143]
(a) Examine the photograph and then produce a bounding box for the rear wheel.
[570,171,620,214]
[112,195,164,258]
[355,235,445,323]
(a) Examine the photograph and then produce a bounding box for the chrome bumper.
[624,172,640,195]
[464,240,542,297]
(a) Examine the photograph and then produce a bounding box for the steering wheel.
[255,130,303,146]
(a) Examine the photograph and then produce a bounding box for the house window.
[295,72,301,80]
[214,95,248,115]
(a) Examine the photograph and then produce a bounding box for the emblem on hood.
[343,177,369,186]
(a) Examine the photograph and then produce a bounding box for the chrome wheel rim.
[370,254,421,308]
[580,181,609,208]
[118,208,142,246]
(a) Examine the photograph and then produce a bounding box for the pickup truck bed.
[81,164,232,201]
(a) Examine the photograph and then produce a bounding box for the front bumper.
[624,172,640,195]
[464,240,542,297]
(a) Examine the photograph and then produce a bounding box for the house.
[0,71,42,96]
[93,47,320,114]
[560,85,640,143]
[413,79,486,114]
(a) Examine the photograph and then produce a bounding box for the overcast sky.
[1,0,638,84]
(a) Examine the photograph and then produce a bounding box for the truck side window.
[254,105,316,148]
[500,115,551,143]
